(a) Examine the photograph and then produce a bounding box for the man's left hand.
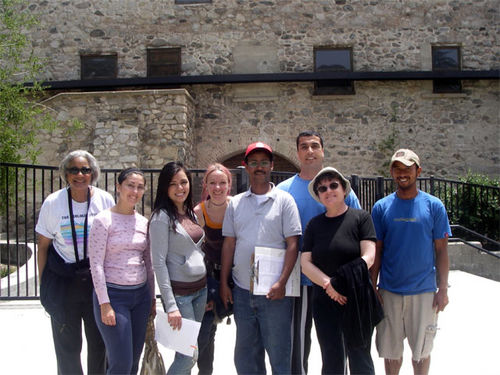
[433,288,449,312]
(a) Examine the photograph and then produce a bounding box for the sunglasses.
[317,181,340,193]
[67,167,92,175]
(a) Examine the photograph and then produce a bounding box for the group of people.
[35,131,451,375]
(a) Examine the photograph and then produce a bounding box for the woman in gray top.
[149,161,206,375]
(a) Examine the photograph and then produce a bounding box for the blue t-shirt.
[277,174,361,285]
[371,191,452,295]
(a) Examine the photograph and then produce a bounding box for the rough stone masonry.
[28,0,498,178]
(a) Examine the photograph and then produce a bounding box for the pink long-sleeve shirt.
[89,209,155,305]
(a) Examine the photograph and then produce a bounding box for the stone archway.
[221,152,299,172]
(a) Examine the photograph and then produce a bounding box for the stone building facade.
[28,0,498,177]
[39,90,196,168]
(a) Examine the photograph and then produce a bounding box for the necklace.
[209,199,227,207]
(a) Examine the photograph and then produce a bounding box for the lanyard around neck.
[67,187,91,263]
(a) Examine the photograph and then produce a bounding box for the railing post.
[235,166,248,194]
[351,174,359,197]
[430,175,435,196]
[375,176,385,202]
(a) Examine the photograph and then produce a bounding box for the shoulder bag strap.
[67,187,91,263]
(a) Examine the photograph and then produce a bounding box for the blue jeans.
[93,284,152,375]
[232,285,293,375]
[167,287,207,375]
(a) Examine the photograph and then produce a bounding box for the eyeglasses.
[317,181,340,193]
[67,167,92,175]
[247,160,271,168]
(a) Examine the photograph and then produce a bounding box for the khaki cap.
[390,149,420,168]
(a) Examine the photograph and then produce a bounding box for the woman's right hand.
[100,303,116,326]
[322,280,347,305]
[168,310,182,330]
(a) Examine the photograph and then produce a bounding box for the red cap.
[244,142,273,161]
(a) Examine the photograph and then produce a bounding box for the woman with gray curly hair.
[36,149,114,375]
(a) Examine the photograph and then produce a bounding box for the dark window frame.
[313,47,355,95]
[432,46,462,94]
[80,54,118,80]
[147,48,182,77]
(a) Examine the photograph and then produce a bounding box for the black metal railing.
[449,225,500,258]
[1,162,498,299]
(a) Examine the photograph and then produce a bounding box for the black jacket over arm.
[330,257,384,349]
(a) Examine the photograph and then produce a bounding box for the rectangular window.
[314,47,354,95]
[147,48,181,77]
[80,54,117,80]
[432,46,462,93]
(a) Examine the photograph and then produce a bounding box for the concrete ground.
[0,270,499,375]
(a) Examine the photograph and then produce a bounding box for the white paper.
[252,246,300,297]
[155,310,201,357]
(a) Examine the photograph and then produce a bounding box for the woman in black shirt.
[301,167,379,375]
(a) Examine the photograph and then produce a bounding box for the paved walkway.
[0,270,499,374]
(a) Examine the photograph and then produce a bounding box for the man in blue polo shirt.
[277,130,361,374]
[371,149,451,375]
[220,141,301,374]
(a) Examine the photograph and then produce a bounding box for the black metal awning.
[30,70,500,91]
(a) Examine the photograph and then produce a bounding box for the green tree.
[1,0,82,219]
[0,0,57,165]
[455,172,499,246]
[437,172,500,248]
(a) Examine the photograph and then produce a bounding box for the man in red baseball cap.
[220,141,301,374]
[243,141,273,163]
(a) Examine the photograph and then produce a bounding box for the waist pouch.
[46,245,90,279]
[40,244,92,323]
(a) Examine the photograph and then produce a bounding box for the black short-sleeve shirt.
[302,208,376,277]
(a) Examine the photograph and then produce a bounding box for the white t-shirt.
[36,187,115,263]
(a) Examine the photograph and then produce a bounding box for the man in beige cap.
[370,149,451,375]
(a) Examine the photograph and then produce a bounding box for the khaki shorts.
[376,289,438,362]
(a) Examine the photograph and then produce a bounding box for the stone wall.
[38,89,196,169]
[28,0,499,78]
[193,79,499,177]
[24,0,499,176]
[449,242,500,282]
[36,78,498,178]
